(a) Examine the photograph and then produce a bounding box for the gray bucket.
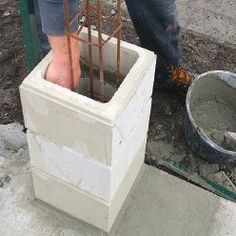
[185,70,236,164]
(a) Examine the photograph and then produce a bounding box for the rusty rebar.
[96,0,105,102]
[116,0,121,89]
[86,0,94,98]
[64,0,74,90]
[63,0,122,102]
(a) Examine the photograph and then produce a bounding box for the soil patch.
[0,0,27,125]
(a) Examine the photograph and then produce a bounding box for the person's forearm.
[37,0,81,90]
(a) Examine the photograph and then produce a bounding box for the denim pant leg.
[37,0,79,36]
[34,0,79,56]
[125,0,181,67]
[33,0,50,56]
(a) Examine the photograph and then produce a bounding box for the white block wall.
[31,138,146,232]
[28,98,151,202]
[20,29,156,232]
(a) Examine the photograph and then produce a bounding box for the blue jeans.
[37,0,79,36]
[125,0,180,66]
[34,0,79,56]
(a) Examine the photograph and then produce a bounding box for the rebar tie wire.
[64,0,122,102]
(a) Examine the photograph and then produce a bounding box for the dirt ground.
[0,0,27,124]
[1,1,236,194]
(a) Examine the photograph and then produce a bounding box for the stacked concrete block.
[20,30,156,232]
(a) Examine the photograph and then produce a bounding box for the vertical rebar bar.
[96,0,105,102]
[86,0,94,98]
[64,0,75,90]
[63,0,122,101]
[116,0,121,89]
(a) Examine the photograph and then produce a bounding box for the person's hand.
[46,34,81,90]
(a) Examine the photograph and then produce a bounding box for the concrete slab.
[178,0,236,45]
[0,125,236,235]
[0,122,27,151]
[114,166,236,236]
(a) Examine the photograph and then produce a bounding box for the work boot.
[155,64,195,92]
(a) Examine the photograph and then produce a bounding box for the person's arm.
[37,0,81,90]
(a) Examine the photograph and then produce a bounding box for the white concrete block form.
[32,139,146,232]
[20,29,156,232]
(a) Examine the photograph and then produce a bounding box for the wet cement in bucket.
[191,75,236,152]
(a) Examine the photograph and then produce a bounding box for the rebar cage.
[64,0,122,102]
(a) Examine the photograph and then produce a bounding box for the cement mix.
[192,100,236,151]
[191,77,236,152]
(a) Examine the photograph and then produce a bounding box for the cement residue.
[191,75,236,152]
[192,100,236,151]
[78,75,116,103]
[77,63,124,103]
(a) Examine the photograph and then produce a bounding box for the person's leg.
[125,0,194,90]
[33,0,50,57]
[37,0,80,90]
[125,0,180,66]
